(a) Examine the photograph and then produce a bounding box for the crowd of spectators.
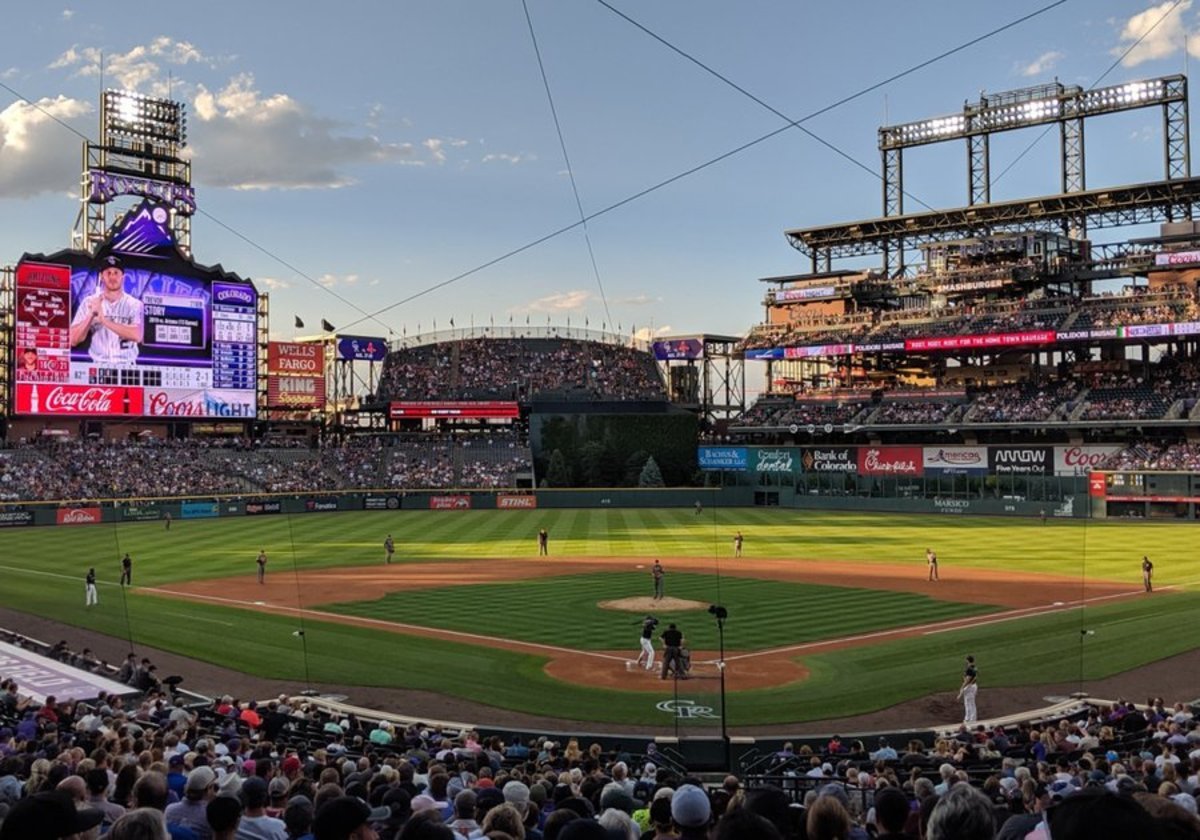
[1,627,1199,839]
[1101,442,1200,472]
[378,338,666,403]
[969,381,1080,424]
[0,434,533,502]
[738,287,1200,352]
[733,399,870,430]
[867,400,961,426]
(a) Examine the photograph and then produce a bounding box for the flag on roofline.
[294,316,305,329]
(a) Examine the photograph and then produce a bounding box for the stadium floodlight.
[102,89,187,148]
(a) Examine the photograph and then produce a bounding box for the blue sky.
[0,1,1195,347]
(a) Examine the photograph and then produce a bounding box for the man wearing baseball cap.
[313,795,389,840]
[69,253,144,365]
[0,790,104,840]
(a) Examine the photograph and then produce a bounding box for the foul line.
[139,585,629,664]
[721,587,1156,664]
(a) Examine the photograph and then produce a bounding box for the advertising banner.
[904,330,1056,352]
[754,448,797,474]
[1090,472,1107,497]
[336,336,388,362]
[181,501,219,519]
[1154,250,1200,266]
[267,341,322,375]
[697,447,748,471]
[363,496,401,510]
[268,375,325,409]
[1054,445,1120,474]
[303,499,339,513]
[430,495,472,510]
[774,286,839,301]
[56,507,102,526]
[922,446,988,476]
[245,501,282,516]
[121,506,162,522]
[799,447,856,473]
[989,446,1052,476]
[652,338,704,360]
[0,510,34,528]
[497,494,538,509]
[784,343,854,358]
[15,383,144,416]
[857,446,923,477]
[14,252,258,420]
[144,388,255,419]
[389,401,520,419]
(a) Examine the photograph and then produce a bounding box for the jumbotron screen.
[13,259,257,418]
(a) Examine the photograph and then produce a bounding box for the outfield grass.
[0,507,1195,727]
[329,572,996,651]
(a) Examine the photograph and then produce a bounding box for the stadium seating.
[1,628,1196,840]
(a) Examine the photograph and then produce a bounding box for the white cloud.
[0,68,17,80]
[257,277,290,291]
[0,95,92,198]
[1113,0,1191,67]
[511,290,591,314]
[1019,50,1064,77]
[316,273,359,288]
[61,9,74,20]
[615,294,660,306]
[190,74,425,190]
[482,152,535,165]
[50,38,211,95]
[632,325,672,342]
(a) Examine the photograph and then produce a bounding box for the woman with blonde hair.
[563,738,582,764]
[481,803,526,839]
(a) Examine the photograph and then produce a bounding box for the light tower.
[72,89,195,256]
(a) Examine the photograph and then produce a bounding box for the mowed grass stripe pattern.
[1,508,1192,590]
[327,573,997,651]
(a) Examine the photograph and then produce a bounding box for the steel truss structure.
[799,75,1192,276]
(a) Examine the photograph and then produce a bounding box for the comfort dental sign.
[0,640,135,703]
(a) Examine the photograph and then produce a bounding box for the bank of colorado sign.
[800,447,856,473]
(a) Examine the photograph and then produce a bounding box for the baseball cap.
[185,766,217,794]
[670,783,711,827]
[268,776,290,798]
[100,254,123,269]
[313,796,390,840]
[0,791,104,840]
[281,755,302,774]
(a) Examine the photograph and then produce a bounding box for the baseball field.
[1,506,1197,730]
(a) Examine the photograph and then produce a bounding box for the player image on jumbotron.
[68,253,145,365]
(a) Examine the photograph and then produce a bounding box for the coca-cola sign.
[857,446,923,476]
[16,383,142,416]
[1054,445,1120,475]
[56,507,102,526]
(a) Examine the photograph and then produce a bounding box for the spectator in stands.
[165,767,218,840]
[205,797,241,840]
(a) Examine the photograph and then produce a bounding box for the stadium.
[3,10,1200,840]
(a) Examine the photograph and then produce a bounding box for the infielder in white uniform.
[635,615,658,671]
[958,654,979,723]
[69,255,144,365]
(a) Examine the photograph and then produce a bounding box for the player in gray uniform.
[69,255,144,364]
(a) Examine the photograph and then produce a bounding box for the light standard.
[708,604,729,770]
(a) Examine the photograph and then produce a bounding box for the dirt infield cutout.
[149,556,1140,694]
[598,596,708,612]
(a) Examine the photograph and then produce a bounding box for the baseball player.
[85,568,98,607]
[384,534,395,564]
[634,615,658,671]
[957,655,979,722]
[256,550,268,584]
[926,548,939,582]
[68,254,144,365]
[119,553,132,587]
[651,560,664,600]
[1142,556,1153,593]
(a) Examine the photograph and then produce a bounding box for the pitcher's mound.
[599,596,708,612]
